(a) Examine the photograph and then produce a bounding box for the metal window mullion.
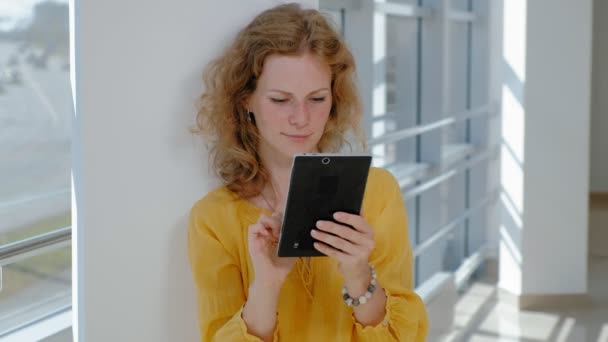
[464,0,474,257]
[414,0,446,287]
[374,2,431,18]
[340,8,346,36]
[446,10,476,22]
[368,104,494,146]
[467,0,493,261]
[403,145,499,200]
[371,0,388,165]
[0,227,72,267]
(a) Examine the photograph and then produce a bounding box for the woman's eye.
[270,98,288,103]
[311,97,326,102]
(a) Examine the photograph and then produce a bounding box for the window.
[0,0,72,337]
[321,0,496,294]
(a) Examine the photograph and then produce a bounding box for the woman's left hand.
[311,211,376,290]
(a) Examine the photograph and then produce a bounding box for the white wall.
[72,1,316,341]
[521,0,592,295]
[590,0,608,193]
[498,0,592,296]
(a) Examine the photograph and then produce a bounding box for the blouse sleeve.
[352,170,429,341]
[187,202,280,342]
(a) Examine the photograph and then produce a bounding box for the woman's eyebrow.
[267,88,330,95]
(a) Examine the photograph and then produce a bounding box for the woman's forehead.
[256,53,331,91]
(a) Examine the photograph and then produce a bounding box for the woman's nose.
[288,102,309,127]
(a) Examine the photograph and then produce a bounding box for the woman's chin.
[265,139,320,160]
[283,146,317,157]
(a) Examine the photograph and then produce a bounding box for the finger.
[271,212,283,235]
[310,229,363,255]
[248,223,270,238]
[333,212,372,234]
[251,222,278,240]
[262,213,282,226]
[258,214,282,236]
[315,220,369,246]
[313,241,350,261]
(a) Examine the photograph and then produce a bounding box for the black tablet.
[277,154,372,257]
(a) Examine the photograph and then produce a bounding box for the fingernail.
[333,212,342,220]
[316,220,323,228]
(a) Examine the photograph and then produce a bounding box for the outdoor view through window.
[0,0,72,336]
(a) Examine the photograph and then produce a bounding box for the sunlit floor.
[429,199,608,342]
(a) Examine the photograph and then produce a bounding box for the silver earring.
[248,111,254,122]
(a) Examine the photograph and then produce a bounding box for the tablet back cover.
[277,155,372,257]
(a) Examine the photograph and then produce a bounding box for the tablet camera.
[322,157,330,165]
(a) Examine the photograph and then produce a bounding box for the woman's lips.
[282,133,312,143]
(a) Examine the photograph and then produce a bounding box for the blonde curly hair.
[195,3,366,198]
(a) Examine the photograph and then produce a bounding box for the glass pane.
[417,176,466,284]
[467,161,489,255]
[374,15,419,168]
[417,231,466,285]
[446,172,467,264]
[0,246,71,335]
[415,158,471,284]
[445,21,469,146]
[451,0,472,12]
[404,197,418,250]
[0,0,72,244]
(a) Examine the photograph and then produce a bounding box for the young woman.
[188,3,428,341]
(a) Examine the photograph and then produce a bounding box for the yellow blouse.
[188,167,429,341]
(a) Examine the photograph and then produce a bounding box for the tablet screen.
[277,154,372,257]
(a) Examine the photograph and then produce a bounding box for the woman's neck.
[258,142,318,213]
[259,153,292,213]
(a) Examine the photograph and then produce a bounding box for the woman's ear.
[241,97,247,107]
[240,97,256,124]
[241,97,253,113]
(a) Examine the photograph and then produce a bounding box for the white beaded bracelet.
[342,264,377,307]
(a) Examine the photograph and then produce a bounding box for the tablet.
[277,154,372,257]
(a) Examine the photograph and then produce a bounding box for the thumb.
[269,212,283,236]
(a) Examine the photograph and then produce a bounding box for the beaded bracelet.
[342,264,377,307]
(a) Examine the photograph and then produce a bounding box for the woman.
[188,3,428,341]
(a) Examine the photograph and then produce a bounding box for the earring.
[248,111,254,122]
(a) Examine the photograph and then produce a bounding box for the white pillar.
[497,0,592,301]
[590,0,608,193]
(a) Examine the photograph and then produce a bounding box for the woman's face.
[246,52,333,161]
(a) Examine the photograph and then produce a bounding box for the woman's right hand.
[247,212,297,287]
[243,213,295,339]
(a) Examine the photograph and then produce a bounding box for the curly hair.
[195,3,366,198]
